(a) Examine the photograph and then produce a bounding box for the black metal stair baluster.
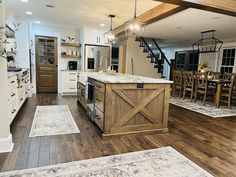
[152,39,171,66]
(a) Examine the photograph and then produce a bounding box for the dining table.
[208,79,231,108]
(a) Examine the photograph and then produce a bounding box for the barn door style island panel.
[83,73,172,137]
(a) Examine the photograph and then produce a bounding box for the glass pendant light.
[104,14,116,43]
[125,0,145,37]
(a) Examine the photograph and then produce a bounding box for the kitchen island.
[78,72,172,137]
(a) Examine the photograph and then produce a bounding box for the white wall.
[125,37,161,79]
[30,24,80,93]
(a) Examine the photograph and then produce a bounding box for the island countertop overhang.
[84,72,173,84]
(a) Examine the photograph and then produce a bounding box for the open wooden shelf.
[61,54,81,59]
[61,43,81,47]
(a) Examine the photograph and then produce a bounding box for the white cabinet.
[8,69,31,123]
[61,71,78,95]
[83,28,108,45]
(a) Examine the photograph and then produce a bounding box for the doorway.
[35,36,58,93]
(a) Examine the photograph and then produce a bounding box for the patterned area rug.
[29,105,80,137]
[0,146,212,177]
[170,97,236,118]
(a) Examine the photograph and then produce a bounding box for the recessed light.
[176,26,183,29]
[46,4,54,8]
[26,11,32,15]
[100,23,106,27]
[20,0,28,2]
[148,44,152,47]
[35,21,41,24]
[212,16,221,19]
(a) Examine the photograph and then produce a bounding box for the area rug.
[0,146,213,177]
[29,105,80,137]
[170,97,236,118]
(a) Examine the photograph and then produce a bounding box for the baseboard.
[0,134,14,153]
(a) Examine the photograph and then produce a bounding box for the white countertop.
[79,72,173,84]
[8,68,29,78]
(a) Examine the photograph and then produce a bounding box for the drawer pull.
[11,93,15,97]
[69,73,76,75]
[12,109,16,114]
[96,98,101,102]
[96,85,102,88]
[95,115,101,120]
[69,88,76,90]
[10,81,15,83]
[70,79,76,81]
[20,98,23,101]
[20,86,23,88]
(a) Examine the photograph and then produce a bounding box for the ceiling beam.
[154,0,236,17]
[113,3,187,34]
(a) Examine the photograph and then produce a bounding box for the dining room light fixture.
[124,0,145,37]
[104,14,116,43]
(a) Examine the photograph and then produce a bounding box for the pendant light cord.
[110,16,113,31]
[134,0,137,18]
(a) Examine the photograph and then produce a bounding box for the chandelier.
[192,30,223,53]
[104,15,116,43]
[124,0,145,37]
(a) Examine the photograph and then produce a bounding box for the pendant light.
[125,0,145,37]
[104,14,116,43]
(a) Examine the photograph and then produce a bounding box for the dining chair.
[182,71,194,101]
[172,70,183,97]
[220,73,236,109]
[194,72,215,105]
[222,72,233,80]
[211,72,221,80]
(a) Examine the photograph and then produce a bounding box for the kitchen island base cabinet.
[93,82,170,137]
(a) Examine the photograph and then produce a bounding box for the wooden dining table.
[208,79,231,108]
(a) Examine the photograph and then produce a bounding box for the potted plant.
[199,61,210,72]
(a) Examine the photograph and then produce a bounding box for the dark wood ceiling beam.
[113,3,187,34]
[154,0,236,17]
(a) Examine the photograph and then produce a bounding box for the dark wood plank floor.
[0,94,236,177]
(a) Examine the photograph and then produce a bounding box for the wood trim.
[154,0,236,17]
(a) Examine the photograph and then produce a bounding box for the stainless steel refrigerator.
[84,44,111,72]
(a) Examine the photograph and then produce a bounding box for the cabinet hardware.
[20,98,23,101]
[95,115,101,119]
[70,88,76,90]
[69,73,76,75]
[20,86,23,88]
[70,79,76,81]
[96,85,102,88]
[12,109,16,114]
[96,98,101,102]
[10,81,15,83]
[11,93,15,97]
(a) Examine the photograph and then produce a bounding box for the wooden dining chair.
[182,71,194,101]
[220,73,236,109]
[172,70,183,97]
[194,72,215,105]
[211,72,221,80]
[222,72,233,80]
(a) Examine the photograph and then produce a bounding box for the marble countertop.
[79,72,172,84]
[8,68,29,78]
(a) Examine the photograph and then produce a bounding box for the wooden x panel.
[111,89,164,131]
[113,89,160,124]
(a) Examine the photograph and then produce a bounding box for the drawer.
[95,81,105,93]
[94,106,104,131]
[62,84,77,93]
[62,72,77,80]
[95,90,104,112]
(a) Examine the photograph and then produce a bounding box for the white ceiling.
[6,0,160,30]
[144,8,236,45]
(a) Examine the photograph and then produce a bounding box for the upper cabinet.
[83,27,108,46]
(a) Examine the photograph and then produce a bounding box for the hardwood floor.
[0,93,236,176]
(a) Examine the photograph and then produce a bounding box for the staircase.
[136,37,171,77]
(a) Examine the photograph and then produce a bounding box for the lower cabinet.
[77,83,87,109]
[61,71,78,95]
[8,69,31,123]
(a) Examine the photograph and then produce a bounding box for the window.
[176,53,185,71]
[175,51,199,71]
[220,49,235,74]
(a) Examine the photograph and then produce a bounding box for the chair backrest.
[183,71,194,87]
[195,72,208,89]
[223,72,233,80]
[172,70,182,85]
[211,72,220,79]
